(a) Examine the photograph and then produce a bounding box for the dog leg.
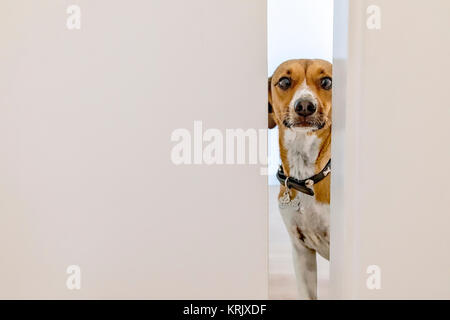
[291,242,317,300]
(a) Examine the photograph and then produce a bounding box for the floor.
[269,186,330,300]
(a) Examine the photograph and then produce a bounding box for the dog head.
[268,59,332,131]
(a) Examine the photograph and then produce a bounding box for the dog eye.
[320,77,332,90]
[277,77,292,90]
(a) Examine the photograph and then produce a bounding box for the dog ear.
[268,77,277,129]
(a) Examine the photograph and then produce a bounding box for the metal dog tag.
[279,177,302,211]
[279,191,302,211]
[279,190,292,208]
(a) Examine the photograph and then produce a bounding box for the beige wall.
[332,0,450,299]
[0,0,268,299]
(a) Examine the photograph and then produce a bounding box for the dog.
[269,59,332,300]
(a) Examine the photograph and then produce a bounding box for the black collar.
[276,159,331,196]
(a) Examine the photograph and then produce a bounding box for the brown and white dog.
[269,59,332,300]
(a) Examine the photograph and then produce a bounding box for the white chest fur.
[280,129,330,260]
[284,129,321,180]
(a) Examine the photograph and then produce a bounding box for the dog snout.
[294,98,317,117]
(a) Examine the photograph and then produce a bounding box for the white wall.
[268,0,334,184]
[0,0,268,299]
[332,0,450,299]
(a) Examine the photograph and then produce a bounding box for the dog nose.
[294,98,317,117]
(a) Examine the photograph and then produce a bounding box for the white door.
[0,0,268,299]
[332,0,450,299]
